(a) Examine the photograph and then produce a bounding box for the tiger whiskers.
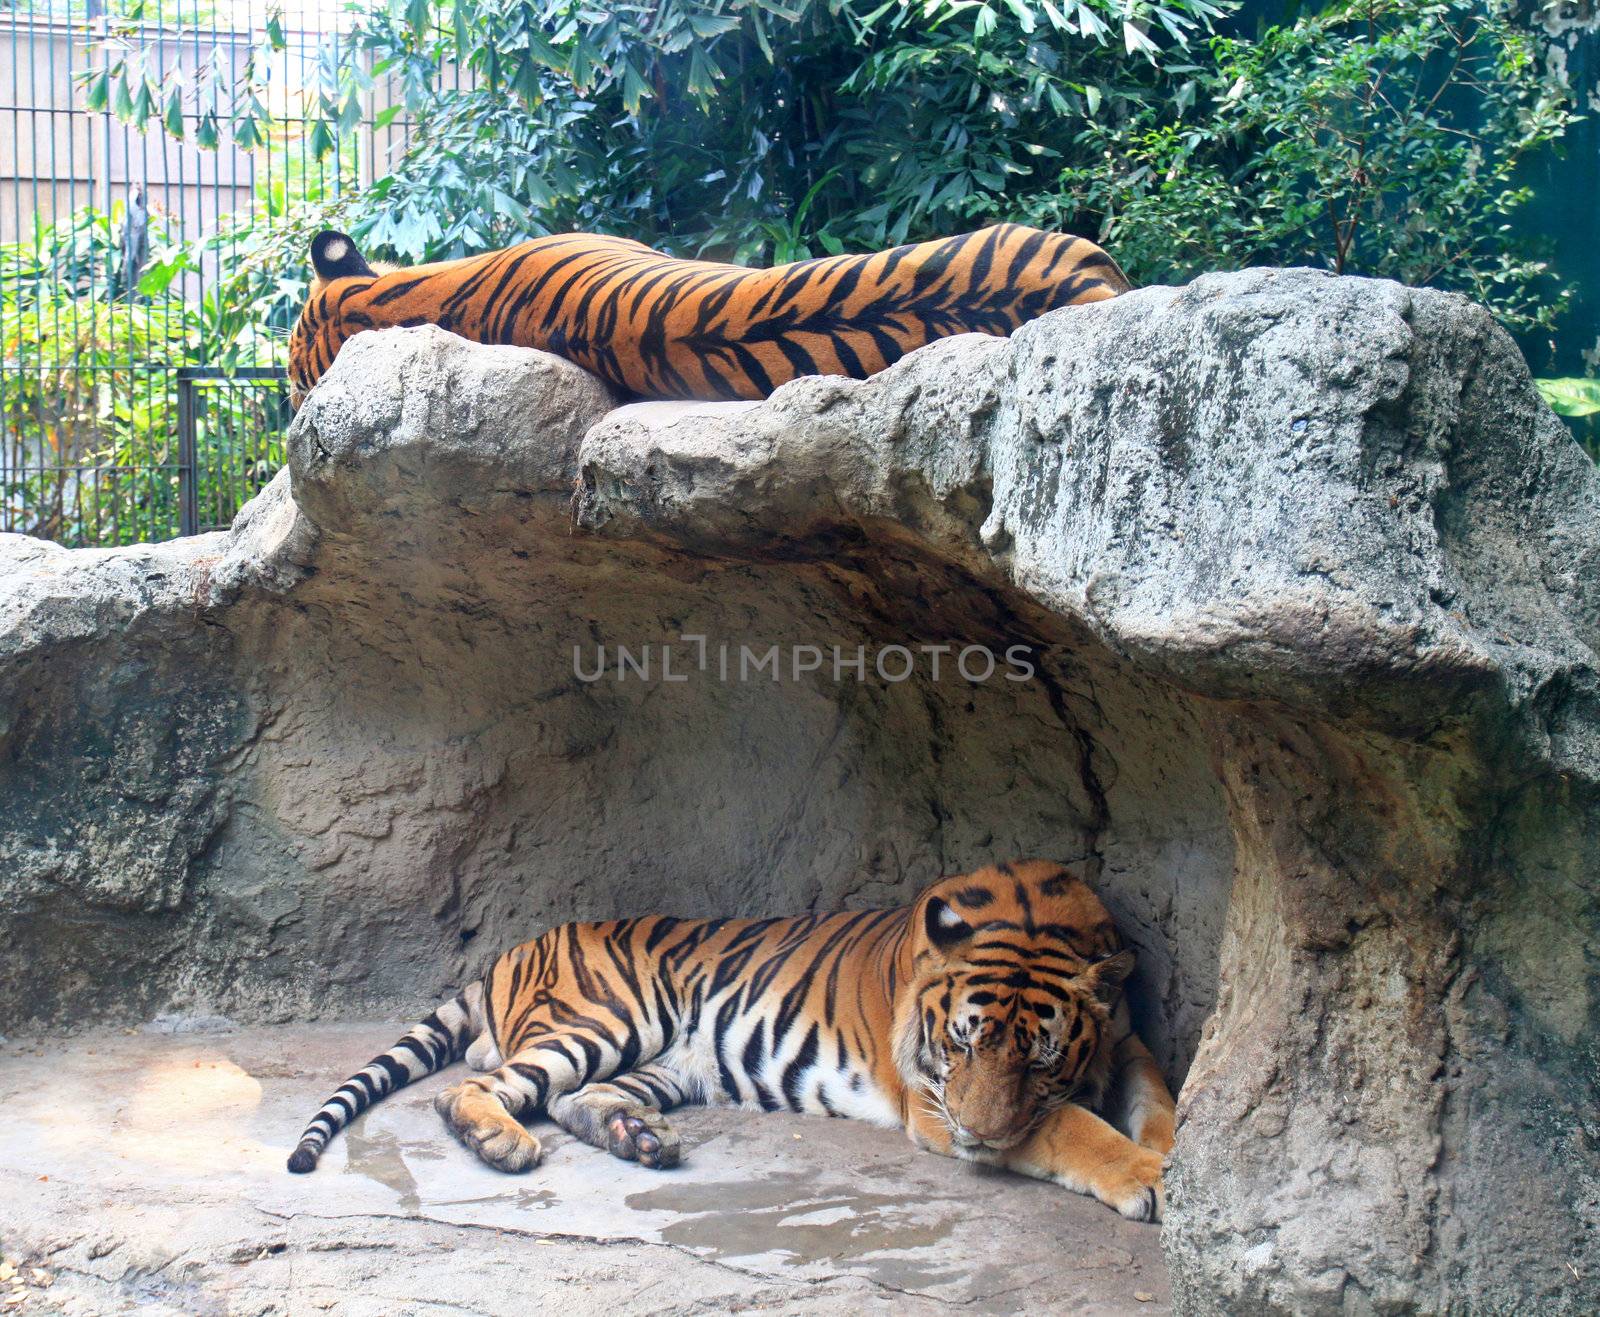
[910,1075,958,1136]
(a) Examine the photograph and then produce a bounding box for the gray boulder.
[1,269,1594,1313]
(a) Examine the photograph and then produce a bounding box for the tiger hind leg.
[464,1031,502,1072]
[434,1036,595,1173]
[434,1077,543,1172]
[547,1062,691,1169]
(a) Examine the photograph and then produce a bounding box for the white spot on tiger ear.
[937,904,965,930]
[323,237,348,262]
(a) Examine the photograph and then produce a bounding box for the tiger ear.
[1083,949,1135,1003]
[310,230,376,281]
[923,896,975,954]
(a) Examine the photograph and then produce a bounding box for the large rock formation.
[1,269,1595,1313]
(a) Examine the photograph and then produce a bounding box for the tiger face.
[895,861,1134,1152]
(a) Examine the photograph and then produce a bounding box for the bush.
[95,2,1575,324]
[97,0,1225,262]
[0,201,300,544]
[1055,0,1573,333]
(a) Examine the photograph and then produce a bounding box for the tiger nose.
[957,1118,1005,1144]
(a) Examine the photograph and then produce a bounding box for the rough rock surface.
[1,269,1596,1314]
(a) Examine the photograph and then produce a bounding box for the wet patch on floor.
[344,1125,425,1216]
[628,1170,965,1290]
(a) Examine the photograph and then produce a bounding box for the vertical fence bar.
[176,366,196,536]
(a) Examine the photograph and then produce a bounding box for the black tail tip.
[286,1144,320,1174]
[309,230,375,282]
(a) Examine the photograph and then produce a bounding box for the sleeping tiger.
[288,858,1177,1222]
[287,224,1130,407]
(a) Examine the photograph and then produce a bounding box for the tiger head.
[288,230,383,410]
[893,859,1133,1152]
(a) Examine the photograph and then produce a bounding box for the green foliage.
[82,0,286,155]
[7,18,363,546]
[0,202,297,545]
[1058,0,1574,331]
[87,0,1574,343]
[1536,377,1600,419]
[89,0,1224,262]
[1536,377,1600,457]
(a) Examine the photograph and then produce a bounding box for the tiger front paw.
[434,1082,542,1173]
[604,1104,681,1169]
[1098,1145,1165,1223]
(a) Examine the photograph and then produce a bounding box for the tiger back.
[287,859,1176,1222]
[287,225,1130,406]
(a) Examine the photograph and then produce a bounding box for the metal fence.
[176,366,289,533]
[0,0,381,547]
[4,366,288,544]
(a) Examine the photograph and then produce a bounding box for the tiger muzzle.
[945,1060,1032,1149]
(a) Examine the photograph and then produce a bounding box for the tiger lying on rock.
[288,859,1177,1221]
[287,224,1129,406]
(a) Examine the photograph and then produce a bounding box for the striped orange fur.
[288,859,1175,1221]
[287,225,1130,406]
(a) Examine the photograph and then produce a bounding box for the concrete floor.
[0,1022,1170,1316]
